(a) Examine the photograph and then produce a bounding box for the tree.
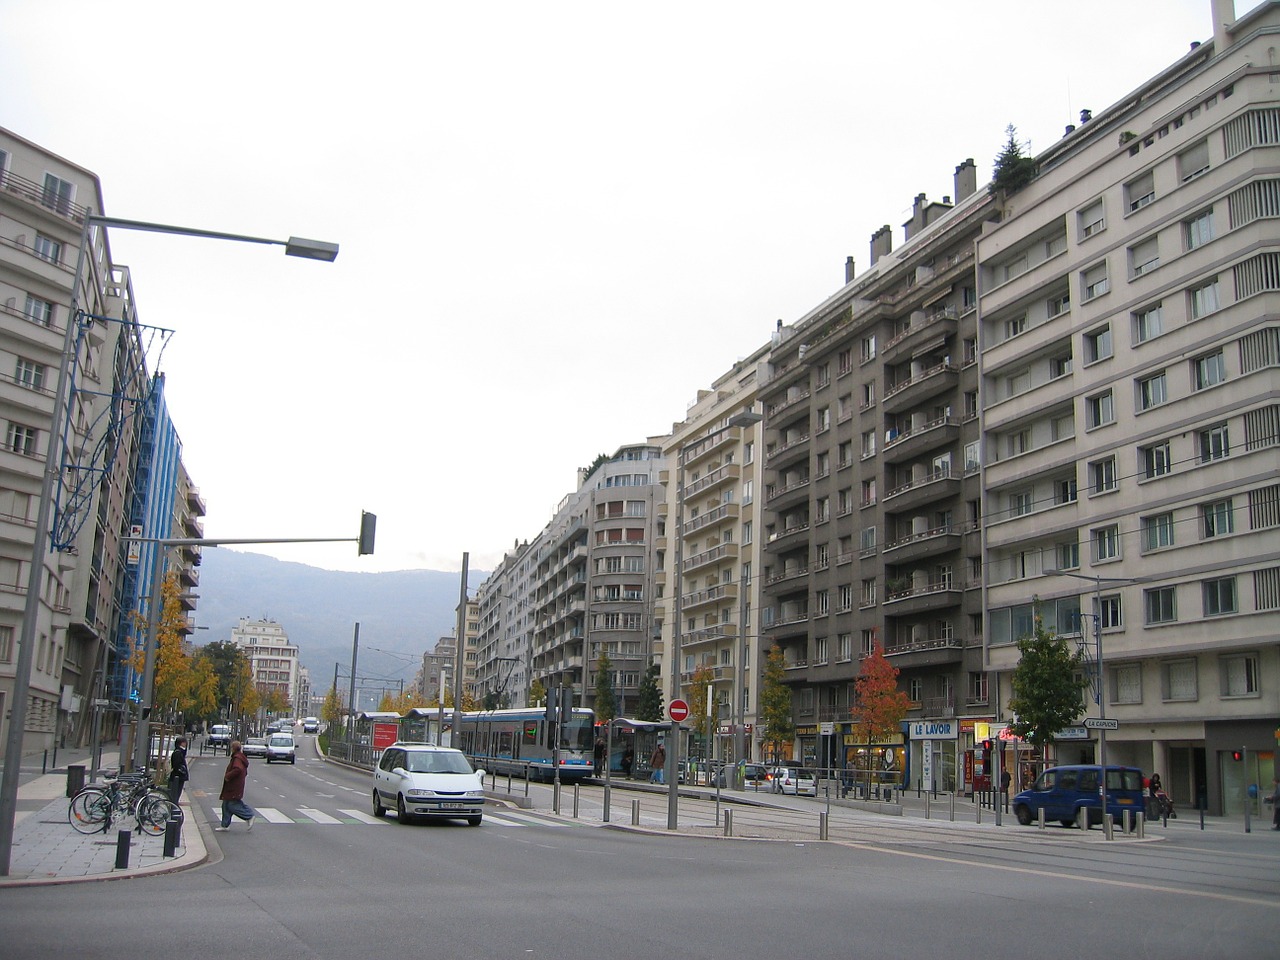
[321,685,343,725]
[528,678,547,709]
[188,656,219,720]
[635,663,663,722]
[758,645,794,765]
[148,572,195,722]
[990,124,1038,196]
[1008,606,1088,764]
[593,652,617,723]
[852,642,912,791]
[688,664,717,757]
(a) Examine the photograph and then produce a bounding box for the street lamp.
[0,214,338,876]
[1043,568,1145,832]
[669,408,761,823]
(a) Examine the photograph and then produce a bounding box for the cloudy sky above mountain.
[2,0,1244,574]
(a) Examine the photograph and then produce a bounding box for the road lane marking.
[339,809,387,825]
[252,807,294,823]
[297,807,343,824]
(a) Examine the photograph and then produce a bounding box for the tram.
[453,707,596,782]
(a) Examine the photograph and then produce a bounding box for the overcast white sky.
[2,0,1247,575]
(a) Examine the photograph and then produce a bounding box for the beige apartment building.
[230,618,302,717]
[980,0,1280,815]
[657,350,767,763]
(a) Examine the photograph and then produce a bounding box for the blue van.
[1011,764,1145,827]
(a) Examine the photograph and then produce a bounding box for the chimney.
[954,158,977,202]
[903,193,927,241]
[1065,124,1076,136]
[1211,0,1234,51]
[870,225,893,266]
[845,256,856,283]
[1080,109,1092,124]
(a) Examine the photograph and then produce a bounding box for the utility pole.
[347,623,360,744]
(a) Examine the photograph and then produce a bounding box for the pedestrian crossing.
[206,804,550,829]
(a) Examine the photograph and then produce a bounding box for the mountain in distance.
[192,549,478,698]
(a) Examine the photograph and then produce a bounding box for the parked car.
[302,717,320,733]
[373,742,486,826]
[739,762,770,791]
[242,737,269,759]
[265,733,296,764]
[1011,764,1146,828]
[770,766,817,796]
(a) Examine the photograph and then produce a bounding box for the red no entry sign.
[669,699,690,722]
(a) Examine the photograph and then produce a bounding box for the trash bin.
[66,764,85,797]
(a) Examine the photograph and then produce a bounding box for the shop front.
[841,723,905,793]
[908,718,958,793]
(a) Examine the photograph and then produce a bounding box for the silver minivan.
[373,743,486,826]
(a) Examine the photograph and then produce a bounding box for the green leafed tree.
[1007,604,1088,762]
[528,677,547,709]
[758,646,794,765]
[593,651,617,723]
[635,663,663,722]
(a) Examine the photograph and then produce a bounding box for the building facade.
[230,618,301,717]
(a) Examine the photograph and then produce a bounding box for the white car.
[373,743,486,826]
[302,717,320,733]
[242,737,269,759]
[265,733,296,764]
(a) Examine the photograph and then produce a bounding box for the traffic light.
[1231,749,1244,761]
[982,739,993,752]
[358,511,377,555]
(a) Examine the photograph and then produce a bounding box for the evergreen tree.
[991,124,1038,196]
[635,663,663,722]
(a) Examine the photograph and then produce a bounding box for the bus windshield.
[562,715,594,752]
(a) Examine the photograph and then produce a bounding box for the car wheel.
[467,816,482,827]
[372,790,386,818]
[397,795,414,825]
[290,757,295,764]
[1059,820,1075,828]
[1014,805,1032,826]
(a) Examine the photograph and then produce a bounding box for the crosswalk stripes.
[206,804,558,827]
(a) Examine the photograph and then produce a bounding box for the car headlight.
[405,789,436,798]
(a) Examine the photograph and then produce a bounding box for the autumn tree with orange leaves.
[852,641,911,794]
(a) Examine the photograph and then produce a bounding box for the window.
[1010,490,1033,517]
[1163,659,1197,701]
[1047,292,1071,318]
[838,633,853,662]
[1006,429,1030,457]
[1127,171,1155,211]
[14,359,45,391]
[1112,663,1142,705]
[1141,441,1172,479]
[969,671,989,704]
[1203,577,1238,616]
[964,390,978,419]
[1201,498,1234,538]
[1081,262,1109,300]
[861,629,875,656]
[1198,422,1230,462]
[1086,390,1114,428]
[41,173,75,214]
[1083,325,1112,363]
[1079,198,1105,238]
[1134,304,1163,343]
[860,579,877,606]
[1220,653,1258,697]
[907,677,923,702]
[1093,524,1120,561]
[1056,477,1078,504]
[1091,457,1118,494]
[1130,236,1160,276]
[1098,594,1122,629]
[1194,351,1225,390]
[6,423,37,456]
[1005,314,1026,339]
[1145,587,1177,625]
[0,625,12,663]
[23,295,53,326]
[861,334,876,363]
[1056,539,1080,570]
[1178,140,1210,182]
[1005,369,1031,398]
[1185,209,1214,250]
[1142,512,1175,551]
[1137,372,1168,410]
[964,442,980,474]
[1189,278,1220,319]
[742,520,753,544]
[33,234,61,264]
[860,478,876,506]
[861,431,876,458]
[862,381,876,408]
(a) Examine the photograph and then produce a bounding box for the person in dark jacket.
[168,737,189,804]
[215,741,257,831]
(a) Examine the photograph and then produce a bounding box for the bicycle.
[69,772,179,836]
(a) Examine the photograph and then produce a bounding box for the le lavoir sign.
[909,720,958,740]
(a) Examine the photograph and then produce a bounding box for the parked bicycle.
[68,771,178,836]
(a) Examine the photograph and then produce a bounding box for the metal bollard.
[163,818,181,857]
[573,783,580,818]
[1137,811,1145,839]
[819,812,828,841]
[924,792,931,819]
[1122,810,1131,835]
[631,799,640,825]
[976,800,982,824]
[114,829,132,869]
[1038,807,1046,830]
[1104,812,1114,840]
[724,808,733,837]
[949,791,955,822]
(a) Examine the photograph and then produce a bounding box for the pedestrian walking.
[593,737,606,777]
[215,740,257,832]
[168,736,189,804]
[649,744,666,784]
[1269,776,1280,830]
[621,745,634,779]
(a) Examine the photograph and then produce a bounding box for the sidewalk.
[0,745,207,887]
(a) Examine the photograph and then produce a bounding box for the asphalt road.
[1,742,1276,959]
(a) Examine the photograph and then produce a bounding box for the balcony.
[764,522,810,552]
[682,542,738,574]
[0,168,92,226]
[882,307,958,363]
[882,361,959,415]
[882,469,960,513]
[765,565,808,587]
[766,475,810,511]
[766,388,811,420]
[883,579,962,615]
[883,417,959,465]
[683,501,740,537]
[682,581,739,613]
[882,525,963,563]
[682,425,748,470]
[681,623,738,646]
[766,432,810,470]
[764,608,810,639]
[683,461,741,500]
[884,636,963,669]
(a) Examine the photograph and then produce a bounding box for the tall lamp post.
[0,215,337,876]
[1043,568,1144,832]
[669,408,760,820]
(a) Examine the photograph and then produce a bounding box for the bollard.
[1122,810,1131,835]
[65,764,85,798]
[819,811,828,841]
[884,787,892,804]
[1137,811,1145,839]
[924,792,931,820]
[114,829,132,869]
[949,791,955,822]
[573,783,580,818]
[1104,812,1114,840]
[631,798,640,825]
[1038,807,1046,830]
[163,818,181,858]
[724,808,733,837]
[976,800,982,824]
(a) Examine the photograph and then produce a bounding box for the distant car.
[243,737,268,759]
[265,733,296,764]
[302,717,320,733]
[373,742,486,826]
[1012,764,1145,828]
[207,724,232,749]
[739,762,770,791]
[770,766,817,797]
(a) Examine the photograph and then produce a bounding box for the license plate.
[438,803,466,809]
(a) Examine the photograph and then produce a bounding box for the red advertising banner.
[373,722,399,750]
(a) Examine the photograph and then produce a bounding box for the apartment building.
[658,350,767,763]
[529,443,665,713]
[472,540,535,708]
[979,0,1280,814]
[230,618,301,715]
[759,162,992,785]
